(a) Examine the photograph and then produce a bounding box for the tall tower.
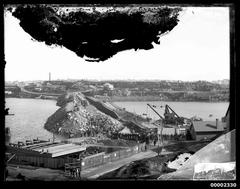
[49,72,51,81]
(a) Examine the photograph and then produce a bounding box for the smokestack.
[49,72,51,81]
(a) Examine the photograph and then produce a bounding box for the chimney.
[49,72,51,81]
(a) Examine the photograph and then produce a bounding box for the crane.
[147,103,164,155]
[164,104,185,125]
[147,104,164,120]
[165,104,180,118]
[147,103,185,126]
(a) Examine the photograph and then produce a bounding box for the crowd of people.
[110,130,188,147]
[68,167,81,179]
[110,131,158,145]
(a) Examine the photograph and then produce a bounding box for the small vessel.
[190,116,203,121]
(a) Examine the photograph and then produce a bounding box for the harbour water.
[5,98,229,143]
[5,98,59,143]
[113,101,229,121]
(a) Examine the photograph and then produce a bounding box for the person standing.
[153,139,157,146]
[76,168,79,179]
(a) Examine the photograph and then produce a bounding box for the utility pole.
[78,153,84,180]
[157,122,163,156]
[52,133,55,143]
[146,103,165,156]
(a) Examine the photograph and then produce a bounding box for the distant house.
[103,83,114,90]
[45,83,66,91]
[89,85,97,90]
[27,83,37,88]
[5,91,12,94]
[122,89,131,96]
[35,87,42,92]
[46,82,53,87]
[71,82,90,91]
[5,85,21,96]
[71,82,84,88]
[35,82,43,87]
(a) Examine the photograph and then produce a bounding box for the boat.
[190,116,203,121]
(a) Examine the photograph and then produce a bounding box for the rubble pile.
[44,92,124,138]
[167,153,192,170]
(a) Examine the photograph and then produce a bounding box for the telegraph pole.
[52,133,55,143]
[157,119,164,156]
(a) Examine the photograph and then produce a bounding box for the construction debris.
[167,153,192,170]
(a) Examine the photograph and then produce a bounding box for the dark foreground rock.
[10,5,182,62]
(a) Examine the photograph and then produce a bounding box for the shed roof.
[32,143,86,158]
[119,127,132,134]
[193,121,225,132]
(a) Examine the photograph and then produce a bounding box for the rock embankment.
[44,92,124,138]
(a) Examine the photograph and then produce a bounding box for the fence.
[78,143,146,170]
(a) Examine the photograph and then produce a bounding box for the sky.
[4,6,230,82]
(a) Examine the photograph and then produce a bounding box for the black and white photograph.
[3,4,236,182]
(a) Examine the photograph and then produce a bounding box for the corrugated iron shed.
[193,121,225,132]
[30,143,86,158]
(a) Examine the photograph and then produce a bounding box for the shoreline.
[109,96,228,103]
[109,95,228,102]
[110,99,229,103]
[5,96,228,103]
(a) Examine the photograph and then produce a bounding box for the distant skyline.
[4,6,230,82]
[5,78,229,83]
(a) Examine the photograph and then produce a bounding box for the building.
[222,105,230,132]
[122,88,131,96]
[28,143,86,158]
[192,119,226,141]
[103,83,114,90]
[7,142,86,169]
[44,83,66,91]
[5,85,21,97]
